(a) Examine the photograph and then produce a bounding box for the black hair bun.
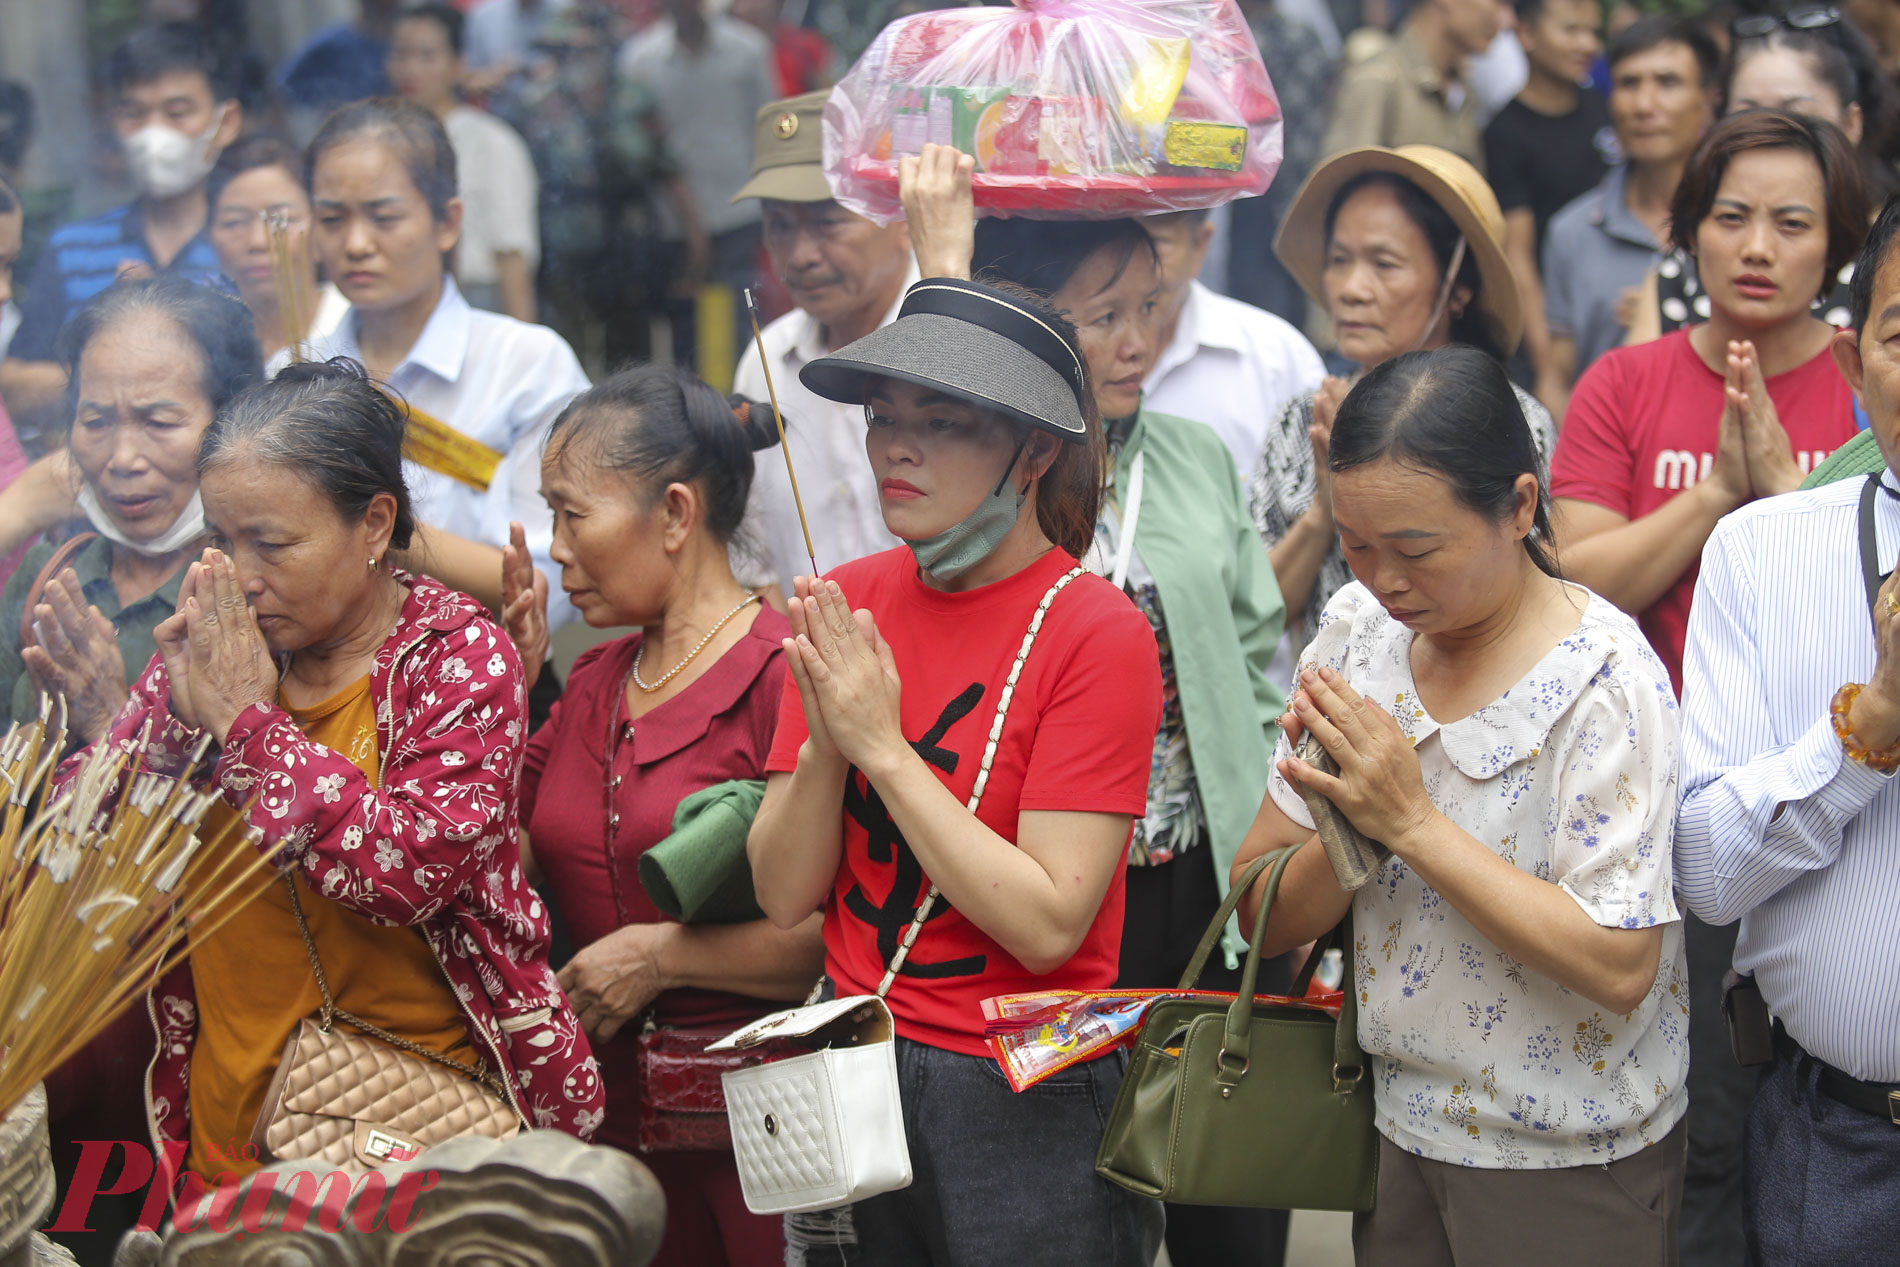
[276,355,373,387]
[727,394,784,453]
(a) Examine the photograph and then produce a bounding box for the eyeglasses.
[1731,6,1842,39]
[213,206,310,234]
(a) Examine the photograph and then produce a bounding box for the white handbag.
[710,567,1085,1216]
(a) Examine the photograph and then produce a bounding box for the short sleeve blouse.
[1267,581,1690,1169]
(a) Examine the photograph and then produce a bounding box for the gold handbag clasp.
[1332,1063,1364,1094]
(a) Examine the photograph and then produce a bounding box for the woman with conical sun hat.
[745,271,1167,1263]
[1248,144,1558,660]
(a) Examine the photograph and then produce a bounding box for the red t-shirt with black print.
[1551,329,1856,692]
[766,545,1161,1057]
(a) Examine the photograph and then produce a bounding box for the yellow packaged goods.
[1164,121,1249,172]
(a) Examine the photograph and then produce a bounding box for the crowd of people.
[1,2,1899,1266]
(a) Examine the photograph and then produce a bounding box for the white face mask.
[76,485,208,557]
[120,105,226,200]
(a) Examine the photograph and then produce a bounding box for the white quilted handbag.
[710,567,1085,1216]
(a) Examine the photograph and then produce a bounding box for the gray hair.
[199,357,416,549]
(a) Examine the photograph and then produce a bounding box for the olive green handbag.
[1095,847,1378,1210]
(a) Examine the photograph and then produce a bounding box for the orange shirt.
[186,676,476,1179]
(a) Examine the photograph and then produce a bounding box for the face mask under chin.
[903,436,1032,584]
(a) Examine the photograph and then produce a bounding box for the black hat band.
[899,282,1088,412]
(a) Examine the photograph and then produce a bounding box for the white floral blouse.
[1267,582,1689,1169]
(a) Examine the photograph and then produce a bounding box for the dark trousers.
[1354,1124,1686,1266]
[1116,856,1292,1267]
[1745,1043,1900,1265]
[1680,914,1753,1267]
[641,1148,784,1267]
[785,1039,1163,1266]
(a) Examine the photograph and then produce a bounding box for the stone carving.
[0,1086,79,1267]
[111,1132,665,1266]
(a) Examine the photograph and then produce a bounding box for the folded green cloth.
[638,779,767,924]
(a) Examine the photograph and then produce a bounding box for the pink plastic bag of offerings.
[823,0,1283,222]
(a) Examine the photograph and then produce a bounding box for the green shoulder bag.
[1095,847,1379,1210]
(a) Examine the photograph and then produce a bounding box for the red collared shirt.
[522,609,790,1150]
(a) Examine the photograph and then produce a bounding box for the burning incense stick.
[744,288,819,580]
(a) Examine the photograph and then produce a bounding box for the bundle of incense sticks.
[267,209,313,366]
[0,699,279,1118]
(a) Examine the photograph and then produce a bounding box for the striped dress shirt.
[1677,474,1900,1081]
[8,203,223,362]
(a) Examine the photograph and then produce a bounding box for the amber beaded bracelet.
[1831,683,1900,772]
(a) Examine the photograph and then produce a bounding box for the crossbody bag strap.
[19,533,100,652]
[281,874,510,1101]
[1861,473,1887,618]
[873,566,1087,999]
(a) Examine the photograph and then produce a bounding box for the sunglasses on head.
[1731,6,1843,38]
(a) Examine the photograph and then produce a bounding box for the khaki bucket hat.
[1273,145,1523,357]
[732,90,833,204]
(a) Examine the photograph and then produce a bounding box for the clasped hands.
[23,568,128,745]
[152,548,277,745]
[1278,666,1440,852]
[1707,339,1805,507]
[784,576,907,776]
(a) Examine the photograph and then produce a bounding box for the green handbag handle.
[1173,848,1365,1096]
[1173,849,1284,991]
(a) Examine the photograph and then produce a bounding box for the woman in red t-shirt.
[1553,109,1872,691]
[506,365,822,1267]
[747,276,1165,1265]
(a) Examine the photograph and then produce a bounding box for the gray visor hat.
[799,278,1090,441]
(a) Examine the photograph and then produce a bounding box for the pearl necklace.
[630,593,761,693]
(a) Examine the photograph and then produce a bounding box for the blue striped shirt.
[8,203,224,362]
[1677,474,1900,1081]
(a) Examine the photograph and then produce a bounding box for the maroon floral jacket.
[70,574,604,1152]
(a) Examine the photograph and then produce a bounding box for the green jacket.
[1114,410,1287,965]
[0,534,187,726]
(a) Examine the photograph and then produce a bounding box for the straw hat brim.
[1272,147,1523,358]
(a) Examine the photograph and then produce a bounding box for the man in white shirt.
[1142,209,1327,477]
[1675,202,1900,1264]
[730,90,914,596]
[390,6,541,323]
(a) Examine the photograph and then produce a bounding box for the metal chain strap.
[282,875,512,1103]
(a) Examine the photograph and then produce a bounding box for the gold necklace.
[631,593,761,693]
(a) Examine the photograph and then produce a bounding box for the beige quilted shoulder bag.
[248,877,523,1171]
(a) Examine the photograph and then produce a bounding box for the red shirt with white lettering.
[1551,329,1855,691]
[765,546,1161,1057]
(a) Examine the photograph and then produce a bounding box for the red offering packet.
[981,985,1343,1092]
[823,0,1284,222]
